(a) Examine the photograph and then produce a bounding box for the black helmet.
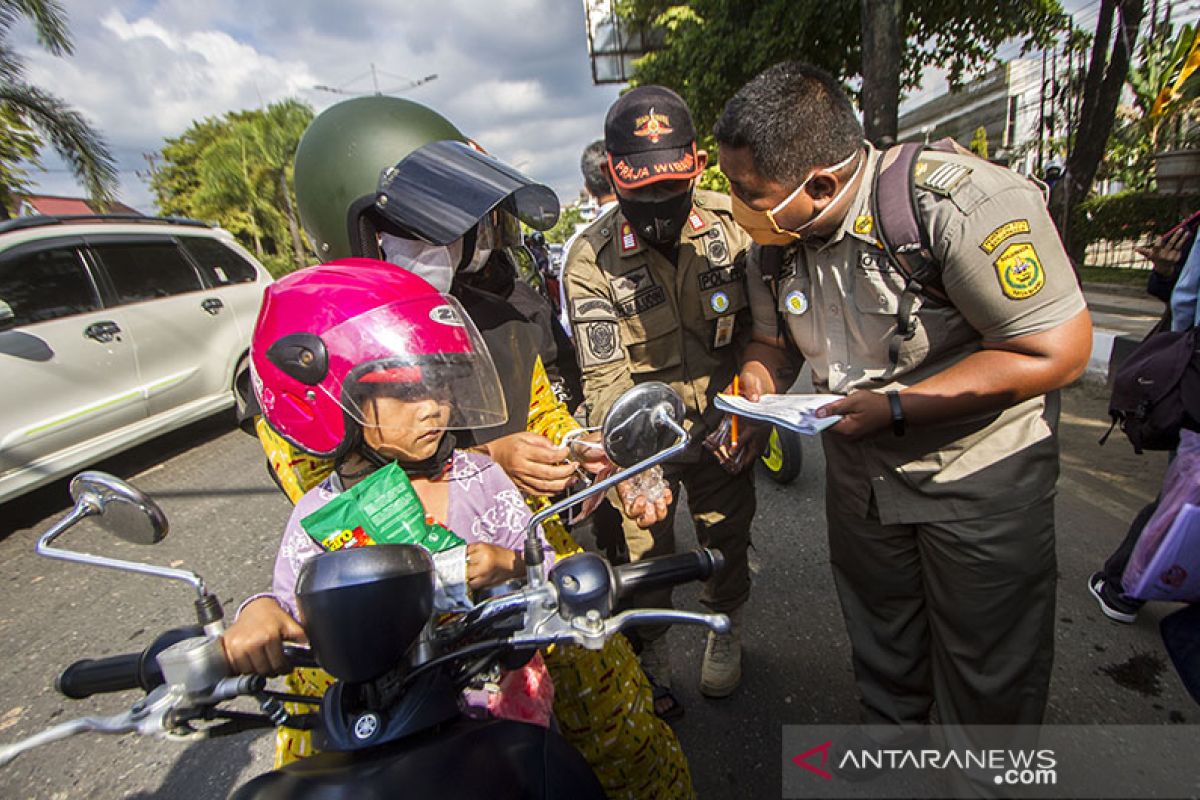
[293,95,465,260]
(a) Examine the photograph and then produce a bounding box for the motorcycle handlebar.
[56,652,144,700]
[612,548,724,600]
[56,626,203,700]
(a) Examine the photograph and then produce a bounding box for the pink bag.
[462,651,555,728]
[1123,429,1200,601]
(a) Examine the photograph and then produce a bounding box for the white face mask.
[379,232,463,293]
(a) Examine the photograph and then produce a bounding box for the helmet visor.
[375,140,560,245]
[319,296,507,432]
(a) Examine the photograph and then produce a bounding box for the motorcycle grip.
[56,652,144,699]
[56,626,204,699]
[612,548,724,599]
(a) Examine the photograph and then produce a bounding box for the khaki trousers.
[826,488,1057,728]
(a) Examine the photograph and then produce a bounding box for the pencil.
[731,376,739,449]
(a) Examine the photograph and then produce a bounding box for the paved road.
[0,379,1194,799]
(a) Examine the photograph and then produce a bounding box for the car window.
[92,241,204,304]
[179,237,259,286]
[0,245,100,325]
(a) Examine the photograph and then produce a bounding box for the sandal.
[644,668,685,721]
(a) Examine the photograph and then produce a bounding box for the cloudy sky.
[15,0,624,213]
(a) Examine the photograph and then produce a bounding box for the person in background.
[559,139,620,339]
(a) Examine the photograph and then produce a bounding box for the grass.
[1077,265,1151,287]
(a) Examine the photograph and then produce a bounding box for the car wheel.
[233,355,253,428]
[759,425,803,485]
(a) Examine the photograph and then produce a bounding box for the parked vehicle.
[0,382,727,798]
[0,214,271,504]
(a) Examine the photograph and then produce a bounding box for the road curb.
[1087,328,1143,385]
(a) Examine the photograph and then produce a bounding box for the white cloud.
[13,0,620,214]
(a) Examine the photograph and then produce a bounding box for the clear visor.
[319,297,507,432]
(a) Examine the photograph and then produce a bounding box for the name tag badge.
[785,289,808,316]
[714,315,735,348]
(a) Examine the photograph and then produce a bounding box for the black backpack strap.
[872,142,952,378]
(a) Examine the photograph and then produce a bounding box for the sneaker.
[700,608,742,697]
[1088,572,1141,624]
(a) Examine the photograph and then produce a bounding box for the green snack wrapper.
[300,462,465,553]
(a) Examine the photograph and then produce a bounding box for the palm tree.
[0,0,118,218]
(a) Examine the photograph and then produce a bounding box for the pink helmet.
[250,258,507,457]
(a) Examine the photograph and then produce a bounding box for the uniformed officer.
[714,62,1092,737]
[563,86,757,708]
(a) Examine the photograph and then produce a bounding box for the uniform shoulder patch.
[980,220,1031,254]
[577,320,623,368]
[914,158,973,196]
[570,297,617,321]
[993,242,1045,300]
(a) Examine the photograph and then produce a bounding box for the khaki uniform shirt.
[564,190,754,446]
[746,145,1087,524]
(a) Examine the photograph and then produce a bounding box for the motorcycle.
[0,382,728,798]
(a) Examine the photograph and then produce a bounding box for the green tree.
[0,0,117,217]
[969,126,989,158]
[1057,0,1146,259]
[0,106,42,213]
[151,100,314,273]
[615,0,1064,145]
[544,205,585,245]
[1107,22,1200,189]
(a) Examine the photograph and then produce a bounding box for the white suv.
[0,215,272,504]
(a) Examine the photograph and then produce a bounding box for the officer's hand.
[466,543,522,590]
[817,389,891,441]
[734,367,773,402]
[221,597,307,676]
[484,432,578,496]
[617,475,673,529]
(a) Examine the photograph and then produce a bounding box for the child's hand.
[483,432,578,496]
[466,543,522,590]
[221,597,307,676]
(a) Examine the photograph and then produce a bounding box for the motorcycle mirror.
[69,472,168,545]
[602,382,686,467]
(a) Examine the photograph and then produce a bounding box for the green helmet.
[294,95,465,260]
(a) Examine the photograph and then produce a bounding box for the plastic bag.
[1123,429,1200,601]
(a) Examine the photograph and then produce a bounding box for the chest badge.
[689,211,705,231]
[785,289,808,316]
[710,290,731,313]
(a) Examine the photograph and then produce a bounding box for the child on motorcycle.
[222,260,555,725]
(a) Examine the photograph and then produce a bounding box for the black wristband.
[886,390,905,437]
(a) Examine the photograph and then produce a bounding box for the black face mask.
[618,190,694,245]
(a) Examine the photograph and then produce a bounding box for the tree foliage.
[151,100,314,274]
[615,0,1065,144]
[0,0,117,217]
[1107,22,1200,189]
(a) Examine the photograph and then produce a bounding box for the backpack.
[1102,326,1200,454]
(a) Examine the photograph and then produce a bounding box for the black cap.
[604,86,701,190]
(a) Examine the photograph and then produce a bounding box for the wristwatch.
[885,390,905,437]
